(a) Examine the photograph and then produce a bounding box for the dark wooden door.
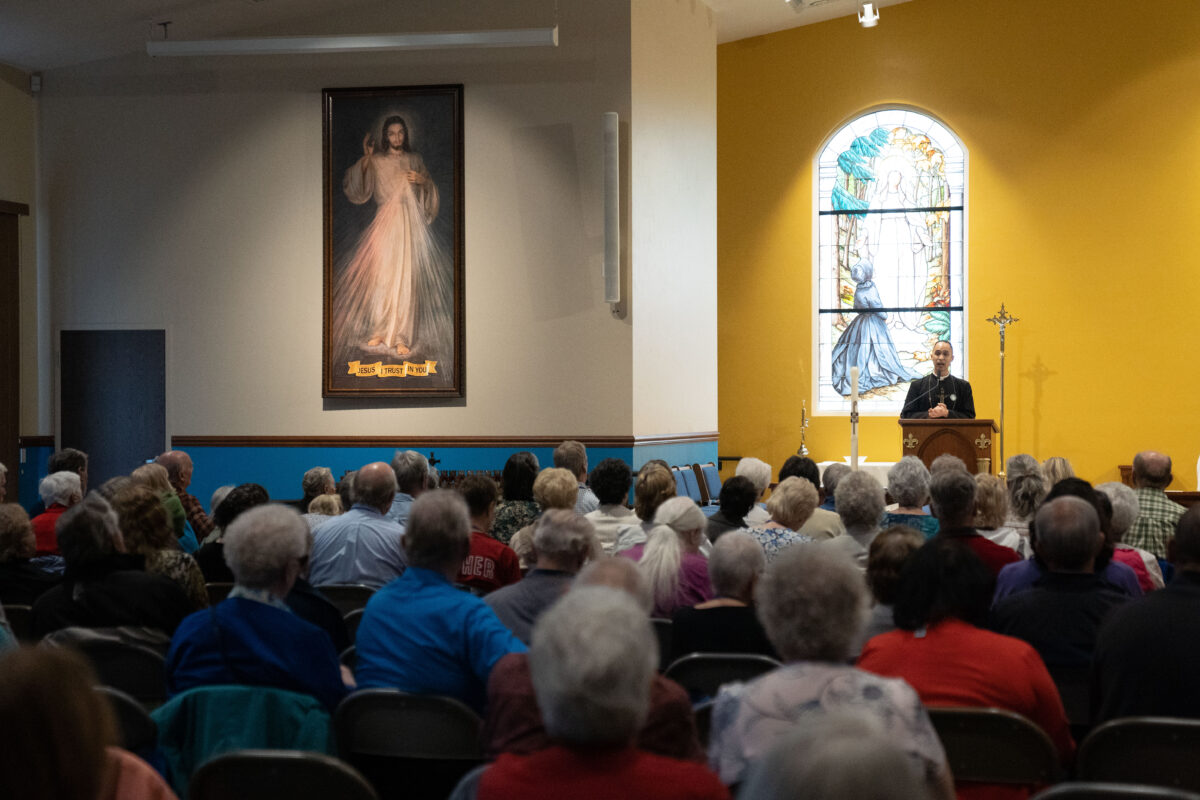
[0,201,29,497]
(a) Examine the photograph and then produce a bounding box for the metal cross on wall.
[986,304,1019,477]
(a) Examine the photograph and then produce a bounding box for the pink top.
[619,545,713,617]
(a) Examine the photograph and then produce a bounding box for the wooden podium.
[899,419,999,475]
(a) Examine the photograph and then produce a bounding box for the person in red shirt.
[930,468,1020,576]
[858,538,1074,800]
[456,474,522,595]
[30,471,83,556]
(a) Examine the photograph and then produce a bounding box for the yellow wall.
[717,0,1200,489]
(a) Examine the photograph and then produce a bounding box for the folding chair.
[1078,717,1200,792]
[926,706,1061,787]
[663,652,781,701]
[1034,783,1200,800]
[314,584,376,616]
[96,685,159,752]
[650,618,673,673]
[335,689,483,800]
[190,749,377,800]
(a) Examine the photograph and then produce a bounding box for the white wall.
[0,66,41,433]
[630,0,718,436]
[35,0,643,437]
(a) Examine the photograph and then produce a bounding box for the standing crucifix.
[986,304,1019,478]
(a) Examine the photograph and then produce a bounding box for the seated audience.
[1093,505,1200,723]
[555,439,600,514]
[355,490,526,712]
[208,484,234,524]
[929,453,969,474]
[852,524,924,655]
[931,469,1020,576]
[584,457,639,552]
[155,449,214,545]
[308,462,408,589]
[31,470,82,555]
[706,476,757,544]
[110,485,208,610]
[166,504,351,711]
[858,538,1073,799]
[386,450,431,527]
[491,451,540,546]
[1125,450,1187,560]
[737,713,934,800]
[0,646,178,800]
[741,476,815,562]
[615,462,678,552]
[0,503,60,605]
[483,557,703,763]
[454,586,727,800]
[97,476,134,501]
[822,470,886,569]
[621,497,714,617]
[708,545,952,798]
[455,474,522,595]
[671,531,777,661]
[131,463,187,542]
[28,447,89,517]
[294,465,335,513]
[486,509,595,644]
[510,467,579,568]
[32,494,191,638]
[819,463,851,514]
[1096,481,1163,591]
[735,457,772,526]
[993,478,1141,602]
[337,470,357,512]
[301,492,343,531]
[193,483,271,583]
[779,456,845,540]
[975,473,1028,556]
[990,496,1129,669]
[1041,456,1075,488]
[883,456,939,539]
[1002,454,1045,551]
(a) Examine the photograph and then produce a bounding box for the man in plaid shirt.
[156,450,214,540]
[1125,451,1185,560]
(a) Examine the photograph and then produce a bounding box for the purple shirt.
[993,557,1141,605]
[620,545,713,617]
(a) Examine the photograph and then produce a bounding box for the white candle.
[850,366,859,404]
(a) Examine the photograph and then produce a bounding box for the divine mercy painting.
[323,84,464,398]
[815,108,966,415]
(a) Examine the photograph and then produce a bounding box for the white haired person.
[1097,481,1164,592]
[485,509,598,644]
[451,587,729,800]
[165,504,352,711]
[31,494,192,639]
[31,470,82,556]
[735,457,772,526]
[708,545,953,798]
[619,497,714,617]
[882,456,939,539]
[740,477,815,562]
[670,531,777,661]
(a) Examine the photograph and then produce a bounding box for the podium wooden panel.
[899,419,998,475]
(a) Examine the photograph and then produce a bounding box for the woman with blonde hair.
[509,467,578,569]
[110,485,208,611]
[974,473,1028,557]
[131,462,187,543]
[618,496,712,617]
[1041,456,1075,490]
[742,477,816,562]
[614,462,677,553]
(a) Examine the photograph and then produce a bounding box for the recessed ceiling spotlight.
[858,2,880,27]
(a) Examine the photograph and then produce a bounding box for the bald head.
[575,557,652,613]
[155,450,194,491]
[1132,451,1173,490]
[354,462,398,513]
[1035,496,1103,572]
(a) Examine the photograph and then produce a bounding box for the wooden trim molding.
[172,432,719,449]
[0,200,30,217]
[18,435,54,447]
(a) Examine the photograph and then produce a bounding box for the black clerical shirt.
[900,373,975,419]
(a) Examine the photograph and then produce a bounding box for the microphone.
[901,374,949,415]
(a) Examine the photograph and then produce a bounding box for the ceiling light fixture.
[858,3,880,27]
[146,26,558,57]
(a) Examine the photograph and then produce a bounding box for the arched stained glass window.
[815,108,966,415]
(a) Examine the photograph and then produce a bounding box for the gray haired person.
[387,450,431,526]
[883,456,939,539]
[821,470,886,570]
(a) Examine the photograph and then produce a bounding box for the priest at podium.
[900,340,976,419]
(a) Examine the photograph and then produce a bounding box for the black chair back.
[205,582,234,605]
[75,639,168,708]
[926,706,1061,785]
[343,608,365,645]
[190,749,378,800]
[334,689,482,800]
[1034,783,1200,799]
[650,618,673,672]
[2,604,33,642]
[663,652,781,701]
[1078,717,1200,792]
[95,685,158,752]
[315,584,376,616]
